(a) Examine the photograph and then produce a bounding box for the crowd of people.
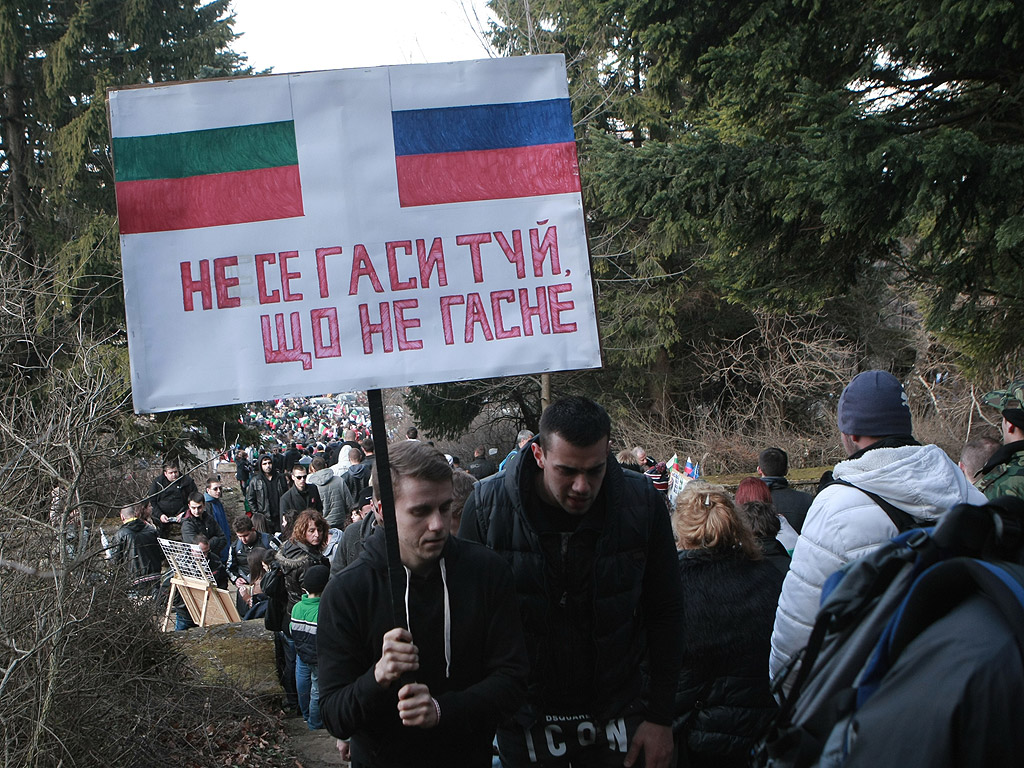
[107,376,1024,766]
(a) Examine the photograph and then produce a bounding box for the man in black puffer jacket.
[460,396,684,768]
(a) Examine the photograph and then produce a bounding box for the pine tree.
[0,0,247,325]
[618,0,1024,371]
[0,0,257,453]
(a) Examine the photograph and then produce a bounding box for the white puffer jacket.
[769,444,987,687]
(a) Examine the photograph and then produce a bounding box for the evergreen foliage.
[0,0,258,456]
[619,0,1024,371]
[405,0,1021,445]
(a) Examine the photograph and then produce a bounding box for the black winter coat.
[762,477,813,534]
[113,519,163,579]
[147,473,198,535]
[276,538,330,620]
[460,440,684,725]
[674,548,784,766]
[227,531,277,582]
[181,512,228,556]
[246,465,288,532]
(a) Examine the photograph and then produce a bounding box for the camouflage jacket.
[978,442,1024,500]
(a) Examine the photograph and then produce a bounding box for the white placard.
[109,55,601,413]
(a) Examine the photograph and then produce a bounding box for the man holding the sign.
[461,396,684,768]
[317,440,528,768]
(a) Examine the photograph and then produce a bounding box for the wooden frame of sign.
[158,538,240,630]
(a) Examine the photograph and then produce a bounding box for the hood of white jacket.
[833,444,986,520]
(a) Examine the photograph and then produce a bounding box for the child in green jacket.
[290,564,329,729]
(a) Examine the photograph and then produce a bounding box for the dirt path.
[284,715,349,768]
[213,463,349,767]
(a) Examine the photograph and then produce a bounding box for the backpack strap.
[830,479,920,533]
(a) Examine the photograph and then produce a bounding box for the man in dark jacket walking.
[280,464,322,536]
[247,454,288,533]
[319,440,528,768]
[467,445,498,480]
[342,441,374,500]
[181,492,228,556]
[757,447,813,533]
[460,396,684,768]
[112,505,163,592]
[147,461,198,537]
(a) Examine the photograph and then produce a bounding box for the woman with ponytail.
[671,482,784,767]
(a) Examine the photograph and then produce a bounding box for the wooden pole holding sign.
[367,388,407,631]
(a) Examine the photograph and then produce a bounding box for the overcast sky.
[231,0,496,73]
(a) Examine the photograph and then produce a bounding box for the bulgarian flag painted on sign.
[113,120,304,234]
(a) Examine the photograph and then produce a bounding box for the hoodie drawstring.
[440,557,451,679]
[403,557,452,680]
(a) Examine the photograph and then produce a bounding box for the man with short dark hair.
[204,476,231,562]
[319,440,528,768]
[406,426,418,440]
[227,514,278,613]
[280,464,322,536]
[467,445,498,480]
[284,441,302,473]
[344,444,374,500]
[147,461,198,537]
[757,447,813,533]
[247,454,289,534]
[359,437,375,466]
[235,449,252,497]
[461,396,684,768]
[181,492,228,556]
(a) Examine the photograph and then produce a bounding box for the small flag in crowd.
[684,457,695,476]
[113,120,304,234]
[392,98,581,207]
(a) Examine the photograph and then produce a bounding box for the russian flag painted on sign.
[392,98,581,207]
[113,120,304,234]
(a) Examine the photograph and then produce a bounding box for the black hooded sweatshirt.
[318,533,528,768]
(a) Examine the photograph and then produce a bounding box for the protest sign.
[109,55,602,413]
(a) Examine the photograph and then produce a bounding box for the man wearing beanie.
[769,370,987,690]
[977,381,1024,501]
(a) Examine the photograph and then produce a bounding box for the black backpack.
[757,496,1024,768]
[261,561,288,632]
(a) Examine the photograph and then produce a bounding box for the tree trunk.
[1,65,35,276]
[647,347,672,425]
